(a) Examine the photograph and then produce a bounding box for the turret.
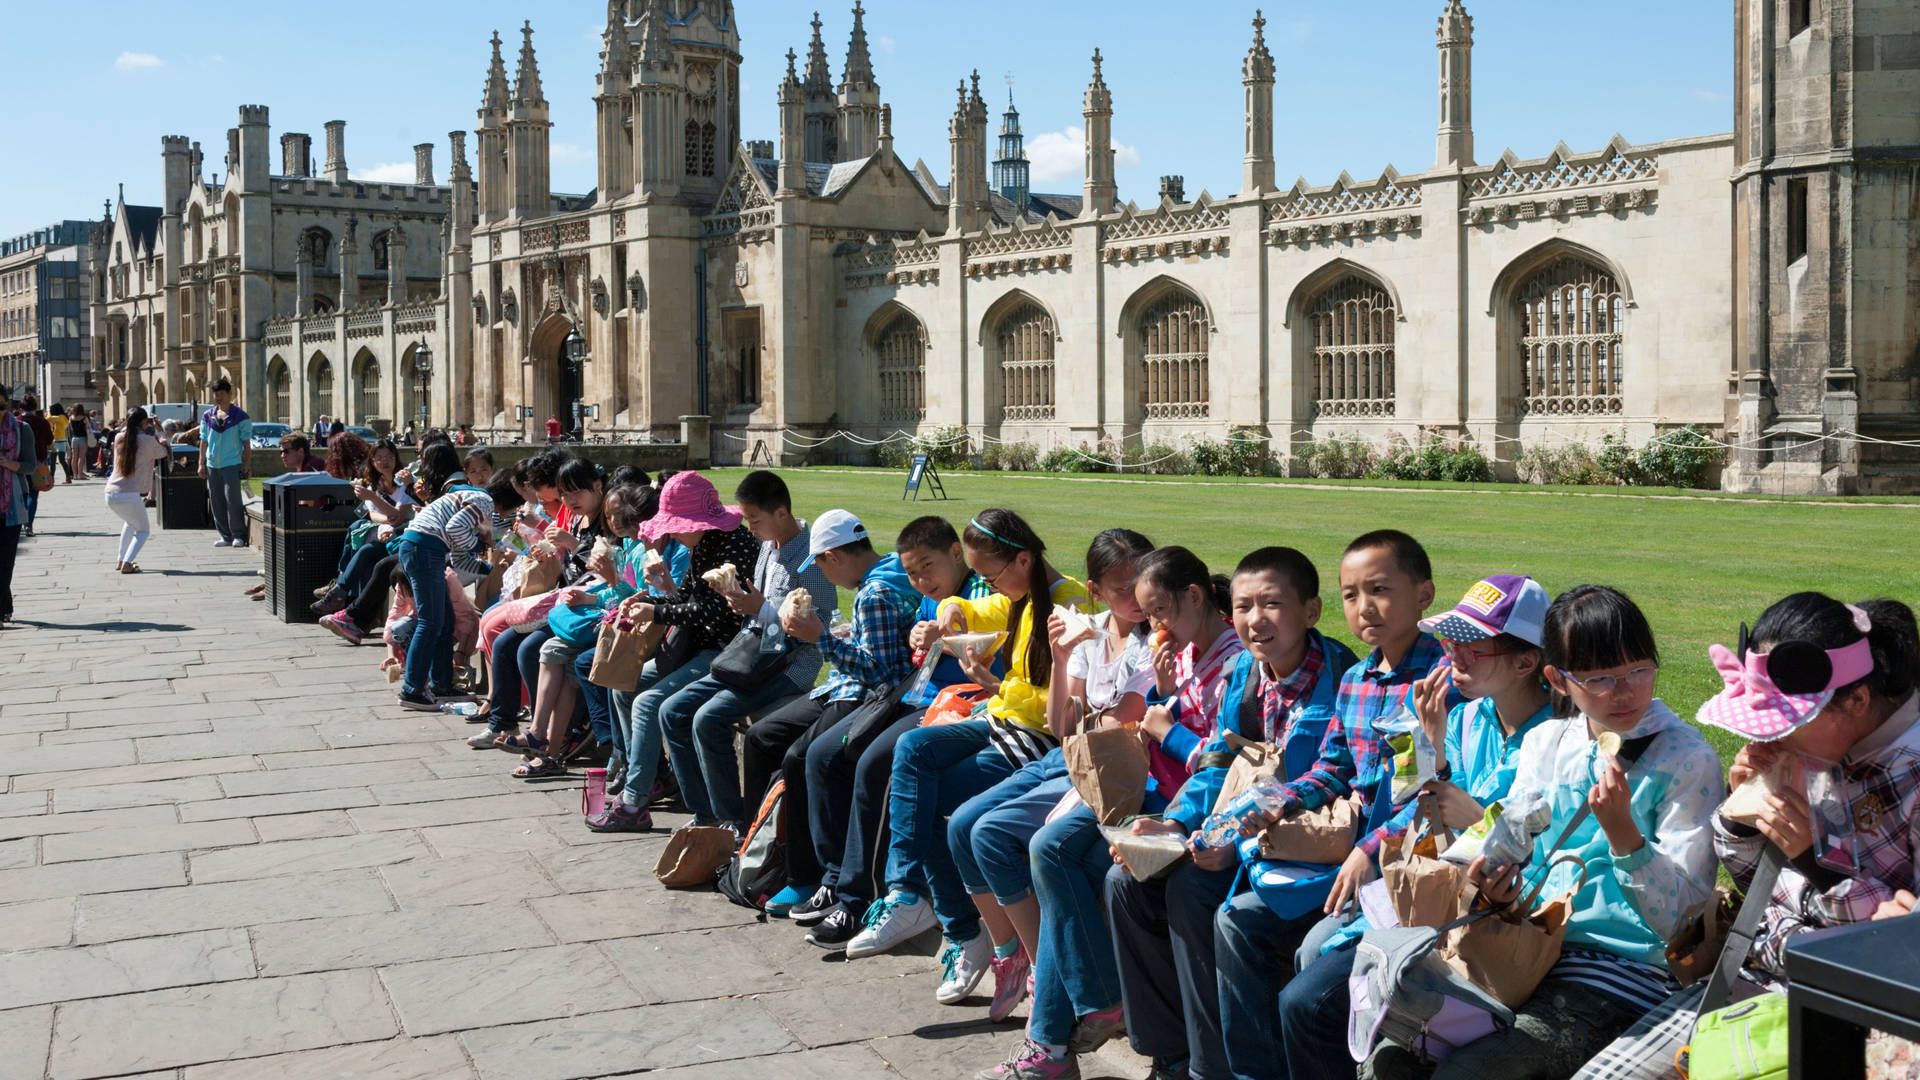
[947,81,978,233]
[280,132,312,178]
[162,135,193,213]
[778,50,807,195]
[386,225,408,307]
[508,21,553,219]
[836,2,881,161]
[992,87,1030,216]
[338,218,360,309]
[1242,11,1276,193]
[476,31,511,222]
[631,0,683,200]
[1082,51,1116,217]
[803,12,837,162]
[1435,0,1475,170]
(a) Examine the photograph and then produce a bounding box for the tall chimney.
[323,120,348,183]
[414,143,436,185]
[281,133,312,178]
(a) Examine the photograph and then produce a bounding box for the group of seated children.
[304,453,1919,1080]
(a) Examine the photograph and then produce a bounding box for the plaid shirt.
[814,559,921,703]
[1263,633,1329,743]
[1715,693,1920,980]
[1276,633,1449,860]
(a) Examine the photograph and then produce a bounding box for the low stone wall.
[246,442,689,479]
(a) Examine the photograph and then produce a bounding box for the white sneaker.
[213,538,233,548]
[844,889,939,959]
[935,933,995,1005]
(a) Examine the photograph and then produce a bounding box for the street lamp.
[562,325,587,438]
[412,338,433,434]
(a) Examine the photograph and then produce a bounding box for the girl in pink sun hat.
[638,470,743,542]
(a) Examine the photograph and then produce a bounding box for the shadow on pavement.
[13,619,197,633]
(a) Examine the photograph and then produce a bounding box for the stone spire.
[778,50,807,195]
[948,81,978,234]
[1082,49,1116,217]
[1243,9,1276,193]
[513,20,546,106]
[804,12,833,95]
[842,2,874,87]
[482,31,510,113]
[835,2,881,161]
[636,0,669,68]
[1434,0,1474,169]
[477,32,511,223]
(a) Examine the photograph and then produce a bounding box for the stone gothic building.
[91,0,1920,492]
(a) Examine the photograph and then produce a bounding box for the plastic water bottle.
[441,701,484,718]
[1194,776,1290,851]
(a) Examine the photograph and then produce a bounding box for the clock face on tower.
[687,64,715,100]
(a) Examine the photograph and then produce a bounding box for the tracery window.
[873,310,926,422]
[1308,278,1396,417]
[1517,258,1623,415]
[355,353,381,422]
[684,120,701,179]
[994,301,1055,422]
[1137,290,1210,420]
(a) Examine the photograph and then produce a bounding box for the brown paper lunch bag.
[1444,853,1588,1007]
[654,825,738,888]
[1258,792,1363,864]
[1064,724,1152,825]
[1213,731,1284,812]
[588,617,666,692]
[1379,796,1465,929]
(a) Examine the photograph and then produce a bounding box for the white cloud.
[355,162,418,184]
[113,52,164,72]
[877,35,896,54]
[1026,126,1141,185]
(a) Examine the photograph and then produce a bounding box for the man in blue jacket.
[197,378,253,548]
[1105,547,1356,1080]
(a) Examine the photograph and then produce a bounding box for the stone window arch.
[266,356,291,422]
[1128,280,1212,421]
[353,349,381,423]
[868,304,927,423]
[1305,276,1397,418]
[984,294,1057,423]
[1514,258,1624,415]
[302,227,332,269]
[371,231,391,272]
[307,353,333,421]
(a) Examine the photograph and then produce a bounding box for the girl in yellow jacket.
[844,508,1090,970]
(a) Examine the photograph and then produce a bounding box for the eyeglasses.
[1441,640,1517,668]
[1559,665,1660,696]
[977,558,1019,591]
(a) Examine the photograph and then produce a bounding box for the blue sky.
[5,0,1733,231]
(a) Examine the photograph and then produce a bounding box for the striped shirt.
[1551,948,1680,1013]
[405,490,494,557]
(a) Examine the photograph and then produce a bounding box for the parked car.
[249,423,292,448]
[346,425,378,442]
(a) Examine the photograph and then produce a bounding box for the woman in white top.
[103,407,169,573]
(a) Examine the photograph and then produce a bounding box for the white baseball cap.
[799,508,868,571]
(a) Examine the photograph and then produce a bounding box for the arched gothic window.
[873,310,927,422]
[266,358,291,423]
[302,228,331,268]
[307,357,332,421]
[1308,278,1396,417]
[1516,258,1624,415]
[355,352,381,423]
[372,232,391,272]
[1137,289,1211,420]
[994,301,1056,422]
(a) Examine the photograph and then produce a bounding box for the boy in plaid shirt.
[742,509,922,931]
[1214,530,1448,1080]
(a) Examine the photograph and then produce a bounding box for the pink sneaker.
[318,612,364,645]
[987,948,1032,1023]
[972,1039,1079,1080]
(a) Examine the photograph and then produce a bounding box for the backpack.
[1348,923,1515,1064]
[716,776,787,910]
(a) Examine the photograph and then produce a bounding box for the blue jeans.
[956,754,1070,903]
[614,650,717,804]
[803,697,918,895]
[483,626,554,732]
[572,647,614,747]
[1030,804,1128,1047]
[393,535,452,695]
[660,673,800,828]
[884,720,1020,944]
[1216,890,1322,1080]
[830,707,930,907]
[337,537,392,598]
[1278,941,1359,1080]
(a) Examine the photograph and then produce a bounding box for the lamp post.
[411,338,433,434]
[35,346,48,404]
[562,325,586,440]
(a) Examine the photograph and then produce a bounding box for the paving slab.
[74,869,394,944]
[42,818,257,864]
[248,900,554,977]
[458,998,799,1080]
[379,851,559,910]
[252,809,361,843]
[4,896,75,950]
[635,1043,893,1080]
[181,1036,475,1080]
[0,853,187,904]
[177,787,377,822]
[0,804,177,843]
[379,942,641,1036]
[346,792,561,832]
[214,758,431,798]
[0,1005,53,1080]
[48,969,399,1078]
[0,839,36,870]
[187,829,431,883]
[0,928,254,1010]
[529,887,761,944]
[51,777,227,814]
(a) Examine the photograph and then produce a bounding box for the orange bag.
[921,684,991,726]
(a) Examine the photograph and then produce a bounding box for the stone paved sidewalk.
[1,483,1147,1080]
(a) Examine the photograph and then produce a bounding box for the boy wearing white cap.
[744,509,924,934]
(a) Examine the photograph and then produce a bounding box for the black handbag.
[708,622,792,691]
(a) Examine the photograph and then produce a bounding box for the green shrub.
[1188,438,1228,476]
[871,441,910,469]
[1003,441,1040,472]
[978,442,1004,471]
[1637,426,1722,489]
[1516,442,1609,486]
[1367,433,1493,483]
[1039,445,1080,473]
[1223,428,1275,477]
[1294,434,1377,480]
[1139,440,1190,476]
[1597,432,1641,485]
[911,425,971,470]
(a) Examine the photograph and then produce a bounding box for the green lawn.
[709,467,1920,764]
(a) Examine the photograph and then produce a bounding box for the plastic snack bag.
[1377,707,1437,805]
[1440,788,1551,869]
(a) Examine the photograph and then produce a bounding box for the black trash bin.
[262,472,357,623]
[154,448,212,530]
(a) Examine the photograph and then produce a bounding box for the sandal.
[499,732,549,754]
[120,564,142,574]
[513,756,566,779]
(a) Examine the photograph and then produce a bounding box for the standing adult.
[312,414,330,448]
[0,385,35,623]
[328,416,346,445]
[66,405,90,484]
[104,407,168,574]
[18,395,53,538]
[48,403,70,483]
[198,378,253,549]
